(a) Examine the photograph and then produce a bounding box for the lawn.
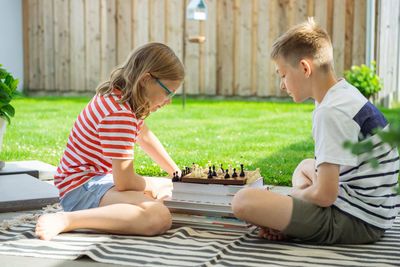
[2,96,399,186]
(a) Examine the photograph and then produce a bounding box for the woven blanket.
[0,209,399,266]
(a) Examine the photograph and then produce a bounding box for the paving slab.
[0,174,59,212]
[0,160,57,181]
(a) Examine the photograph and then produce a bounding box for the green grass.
[2,96,399,186]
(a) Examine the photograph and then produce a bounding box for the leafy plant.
[344,61,383,99]
[0,64,22,123]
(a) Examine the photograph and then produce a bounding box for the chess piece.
[212,165,217,176]
[220,163,224,173]
[172,172,180,182]
[208,166,213,179]
[224,169,230,178]
[240,164,245,177]
[232,168,238,178]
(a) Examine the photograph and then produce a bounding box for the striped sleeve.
[98,110,139,159]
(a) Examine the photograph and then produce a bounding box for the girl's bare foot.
[258,226,289,241]
[35,212,69,241]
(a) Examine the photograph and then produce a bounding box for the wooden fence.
[375,0,400,106]
[23,0,370,97]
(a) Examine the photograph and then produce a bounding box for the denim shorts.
[60,173,115,212]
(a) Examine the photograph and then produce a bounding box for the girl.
[35,43,184,241]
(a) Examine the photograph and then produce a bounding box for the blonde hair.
[271,17,334,72]
[97,42,184,120]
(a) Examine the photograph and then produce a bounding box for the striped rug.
[0,216,399,266]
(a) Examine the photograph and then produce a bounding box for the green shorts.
[281,197,385,244]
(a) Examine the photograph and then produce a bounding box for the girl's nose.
[280,80,286,91]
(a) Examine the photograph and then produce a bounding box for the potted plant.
[0,64,21,168]
[344,61,383,100]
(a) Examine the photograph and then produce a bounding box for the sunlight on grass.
[4,96,398,186]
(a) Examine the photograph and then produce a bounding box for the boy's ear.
[300,59,312,78]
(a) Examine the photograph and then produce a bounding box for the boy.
[232,18,399,244]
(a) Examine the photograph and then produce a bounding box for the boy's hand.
[258,226,288,241]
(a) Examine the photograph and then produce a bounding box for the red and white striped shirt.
[54,91,143,198]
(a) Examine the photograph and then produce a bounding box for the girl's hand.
[144,177,173,201]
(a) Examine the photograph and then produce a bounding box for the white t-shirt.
[312,79,399,230]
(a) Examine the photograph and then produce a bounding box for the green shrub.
[344,61,383,99]
[0,64,21,123]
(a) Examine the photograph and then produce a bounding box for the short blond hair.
[271,18,334,72]
[97,43,184,120]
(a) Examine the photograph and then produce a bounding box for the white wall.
[0,0,23,91]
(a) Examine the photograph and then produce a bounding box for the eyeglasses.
[150,74,176,99]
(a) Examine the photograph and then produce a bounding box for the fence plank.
[132,0,149,49]
[202,0,217,95]
[268,0,279,96]
[352,0,366,66]
[314,0,328,30]
[70,0,85,91]
[100,0,117,82]
[85,0,101,91]
[42,0,54,90]
[332,0,346,77]
[165,0,184,60]
[237,0,252,96]
[116,0,131,65]
[149,0,165,43]
[295,0,308,24]
[217,0,234,95]
[28,0,38,90]
[22,0,30,89]
[185,18,199,95]
[251,0,258,96]
[344,0,354,71]
[276,0,291,96]
[376,0,400,106]
[37,0,45,90]
[256,0,270,97]
[54,0,70,91]
[165,0,184,94]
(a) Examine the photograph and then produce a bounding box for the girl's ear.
[139,73,151,86]
[300,59,312,78]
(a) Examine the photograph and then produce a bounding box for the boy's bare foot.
[258,227,289,241]
[35,212,69,241]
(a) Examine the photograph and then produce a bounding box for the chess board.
[181,174,247,185]
[178,167,262,185]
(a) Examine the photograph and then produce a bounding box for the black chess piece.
[220,163,224,173]
[212,165,217,176]
[208,166,213,178]
[224,169,230,178]
[172,172,180,182]
[240,164,245,177]
[232,168,238,178]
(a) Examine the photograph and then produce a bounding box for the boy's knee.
[141,203,172,235]
[298,158,315,169]
[232,188,258,220]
